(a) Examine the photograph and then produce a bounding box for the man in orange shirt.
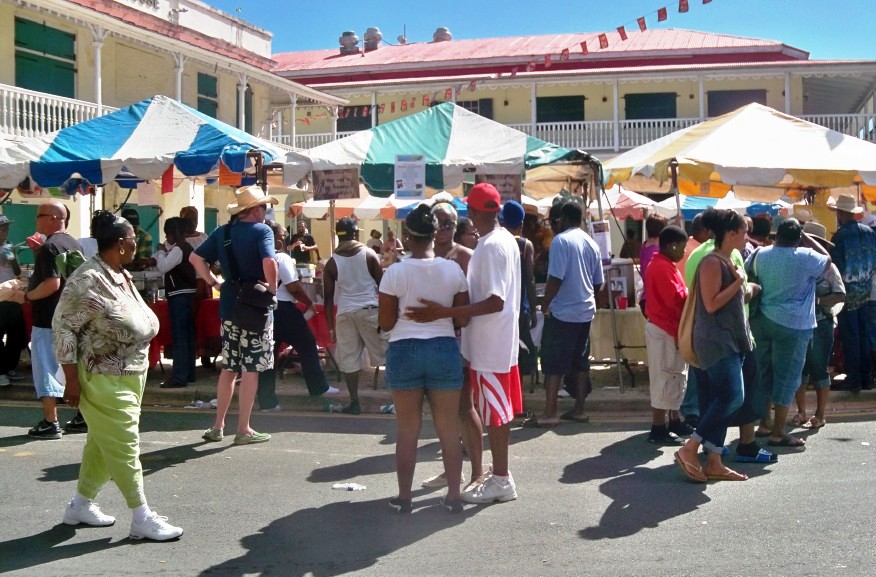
[676,213,710,275]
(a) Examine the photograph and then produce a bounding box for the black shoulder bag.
[224,224,277,333]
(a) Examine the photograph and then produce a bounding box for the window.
[457,98,494,120]
[624,93,677,120]
[707,89,767,117]
[337,105,374,132]
[536,96,584,123]
[197,73,218,119]
[14,17,76,98]
[235,83,253,133]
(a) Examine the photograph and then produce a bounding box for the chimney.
[364,27,383,51]
[433,27,452,42]
[339,31,360,55]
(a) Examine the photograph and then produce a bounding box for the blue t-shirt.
[830,221,876,311]
[546,228,604,323]
[195,221,274,320]
[746,245,828,331]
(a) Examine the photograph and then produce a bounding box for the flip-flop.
[801,417,826,429]
[767,435,806,447]
[735,448,778,463]
[754,429,772,438]
[706,470,749,481]
[674,451,707,483]
[560,410,590,423]
[521,417,558,429]
[790,413,806,427]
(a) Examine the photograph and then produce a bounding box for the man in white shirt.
[323,218,386,415]
[407,183,522,504]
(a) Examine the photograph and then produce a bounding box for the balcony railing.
[0,84,117,138]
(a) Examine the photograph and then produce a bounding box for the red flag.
[658,7,668,20]
[391,101,396,113]
[409,97,416,109]
[560,48,570,61]
[679,0,689,12]
[617,26,628,41]
[637,17,647,31]
[544,54,552,68]
[422,95,431,106]
[511,66,519,77]
[161,165,174,193]
[379,103,386,114]
[468,80,478,91]
[362,105,370,116]
[527,61,536,72]
[400,99,407,111]
[580,40,588,54]
[598,33,608,49]
[444,88,453,100]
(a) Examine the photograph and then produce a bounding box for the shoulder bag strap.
[223,224,241,287]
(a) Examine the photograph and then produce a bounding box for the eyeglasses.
[437,220,456,230]
[36,213,54,219]
[120,235,136,242]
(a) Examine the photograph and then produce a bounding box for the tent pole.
[329,199,336,255]
[670,159,681,223]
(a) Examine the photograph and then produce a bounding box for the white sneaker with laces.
[129,512,184,541]
[63,501,116,526]
[461,473,517,504]
[259,405,282,413]
[557,389,571,398]
[323,386,341,396]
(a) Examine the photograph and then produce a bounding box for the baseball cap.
[335,217,358,239]
[121,207,140,225]
[465,183,501,212]
[0,215,12,226]
[501,200,525,229]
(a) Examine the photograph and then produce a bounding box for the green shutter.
[198,97,218,119]
[197,73,217,98]
[15,17,75,60]
[15,52,75,98]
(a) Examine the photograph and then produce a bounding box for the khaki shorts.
[335,307,387,373]
[645,321,688,411]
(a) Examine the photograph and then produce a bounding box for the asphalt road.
[1,404,875,577]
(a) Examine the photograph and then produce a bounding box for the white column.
[784,72,792,114]
[89,25,108,114]
[289,93,297,148]
[612,80,620,152]
[173,53,186,102]
[371,92,377,128]
[330,105,338,140]
[530,82,537,135]
[237,73,248,130]
[698,75,705,120]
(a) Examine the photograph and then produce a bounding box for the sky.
[207,0,876,60]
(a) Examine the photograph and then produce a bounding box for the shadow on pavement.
[198,496,475,577]
[0,523,126,574]
[37,441,228,483]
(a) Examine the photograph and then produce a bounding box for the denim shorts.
[385,337,462,391]
[751,315,812,407]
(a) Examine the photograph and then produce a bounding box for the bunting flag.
[379,103,386,114]
[422,95,431,106]
[352,107,358,117]
[362,105,370,116]
[468,80,478,91]
[637,16,647,31]
[580,40,588,54]
[161,164,174,193]
[617,26,628,41]
[658,7,668,20]
[544,54,552,68]
[455,84,464,95]
[444,88,453,100]
[400,99,407,111]
[598,33,609,49]
[409,97,416,109]
[679,0,689,12]
[560,48,570,61]
[391,102,396,113]
[527,61,536,72]
[511,66,519,77]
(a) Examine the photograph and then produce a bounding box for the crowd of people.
[3,182,876,532]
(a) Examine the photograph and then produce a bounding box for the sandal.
[521,417,558,428]
[706,468,749,481]
[674,451,707,483]
[790,413,806,428]
[767,434,806,447]
[801,416,826,429]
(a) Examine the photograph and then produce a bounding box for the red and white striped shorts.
[469,366,523,427]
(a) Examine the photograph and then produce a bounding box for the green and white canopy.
[290,102,579,197]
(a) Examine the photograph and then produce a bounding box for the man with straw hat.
[829,194,876,391]
[190,184,278,444]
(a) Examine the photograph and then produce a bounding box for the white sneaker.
[129,511,184,541]
[461,473,517,504]
[63,501,116,526]
[0,375,9,387]
[322,386,341,396]
[259,405,282,413]
[557,389,571,398]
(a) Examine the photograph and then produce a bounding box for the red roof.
[69,0,277,71]
[273,29,809,83]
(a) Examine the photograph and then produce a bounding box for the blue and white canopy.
[0,95,305,189]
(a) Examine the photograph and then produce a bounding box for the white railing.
[275,114,876,151]
[800,113,876,142]
[0,83,117,138]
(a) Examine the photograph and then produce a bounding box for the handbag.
[678,260,701,368]
[224,225,277,333]
[745,247,762,318]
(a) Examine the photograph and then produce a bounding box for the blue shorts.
[385,337,463,391]
[31,326,64,399]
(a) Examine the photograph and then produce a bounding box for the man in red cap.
[407,183,522,504]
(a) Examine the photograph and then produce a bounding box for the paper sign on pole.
[591,219,612,265]
[394,154,426,199]
[313,168,360,201]
[137,181,159,206]
[476,173,522,204]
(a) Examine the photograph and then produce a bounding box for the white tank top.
[333,249,379,314]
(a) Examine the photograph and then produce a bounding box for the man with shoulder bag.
[190,185,278,445]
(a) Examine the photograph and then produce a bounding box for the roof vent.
[364,27,383,51]
[339,31,360,55]
[433,27,452,42]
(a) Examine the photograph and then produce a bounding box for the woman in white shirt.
[378,204,470,513]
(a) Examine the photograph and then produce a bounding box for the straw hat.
[227,185,278,216]
[829,193,863,214]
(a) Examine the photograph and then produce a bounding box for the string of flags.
[297,0,715,124]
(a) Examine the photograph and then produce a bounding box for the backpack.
[55,250,87,280]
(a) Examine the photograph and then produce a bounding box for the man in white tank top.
[323,218,387,414]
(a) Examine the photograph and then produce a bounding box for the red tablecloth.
[148,298,221,367]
